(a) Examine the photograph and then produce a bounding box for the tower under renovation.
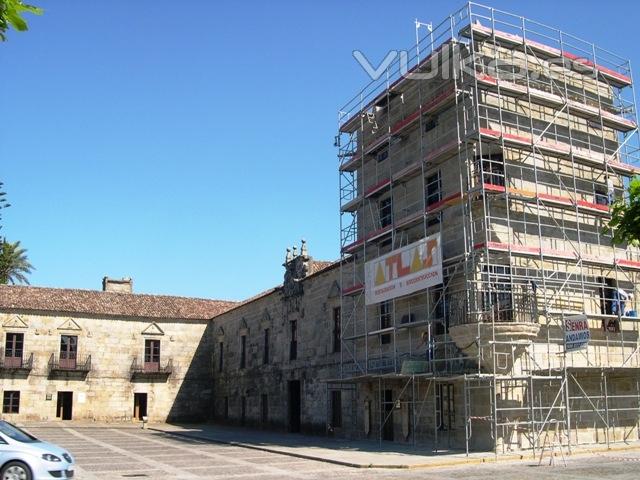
[334,3,640,453]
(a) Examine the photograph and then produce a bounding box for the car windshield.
[0,421,39,443]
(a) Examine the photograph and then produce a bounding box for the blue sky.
[2,0,639,300]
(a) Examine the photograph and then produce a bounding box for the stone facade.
[0,280,235,423]
[210,244,343,435]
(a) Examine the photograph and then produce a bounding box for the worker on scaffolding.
[417,328,435,362]
[612,287,629,317]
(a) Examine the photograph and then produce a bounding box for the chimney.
[102,277,133,293]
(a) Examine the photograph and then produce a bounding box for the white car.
[0,421,74,480]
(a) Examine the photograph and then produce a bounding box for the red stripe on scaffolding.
[392,161,422,183]
[538,192,572,206]
[424,139,460,163]
[475,241,640,269]
[342,283,364,296]
[339,38,454,132]
[467,24,632,87]
[483,183,610,214]
[475,73,637,131]
[341,239,364,254]
[365,225,393,242]
[615,259,640,270]
[339,154,361,172]
[477,128,640,176]
[425,192,462,213]
[364,178,391,198]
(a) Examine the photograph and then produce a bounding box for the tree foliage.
[0,182,34,285]
[0,240,34,284]
[0,0,42,40]
[0,181,9,233]
[608,177,640,247]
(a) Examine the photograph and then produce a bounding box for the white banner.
[564,314,590,352]
[365,233,442,305]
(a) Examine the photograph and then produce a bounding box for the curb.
[148,428,528,469]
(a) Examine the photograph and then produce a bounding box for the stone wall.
[210,260,341,434]
[0,311,211,423]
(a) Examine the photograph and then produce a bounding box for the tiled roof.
[0,285,237,320]
[308,260,338,275]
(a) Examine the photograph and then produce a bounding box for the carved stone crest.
[283,239,312,298]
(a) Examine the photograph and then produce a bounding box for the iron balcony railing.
[0,349,34,371]
[48,353,92,373]
[130,357,173,376]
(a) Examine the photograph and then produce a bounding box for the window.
[330,391,342,428]
[261,394,268,424]
[426,171,442,227]
[426,172,441,207]
[240,335,246,369]
[332,307,341,353]
[377,149,389,162]
[595,185,610,206]
[482,265,513,322]
[2,391,20,414]
[59,335,77,369]
[424,116,438,133]
[379,197,392,228]
[432,288,446,334]
[263,329,270,365]
[5,333,24,368]
[437,383,455,430]
[218,342,224,372]
[144,339,161,372]
[380,301,392,345]
[290,320,298,361]
[475,153,505,186]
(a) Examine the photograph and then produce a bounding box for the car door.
[0,433,9,463]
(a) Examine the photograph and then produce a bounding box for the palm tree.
[0,240,34,285]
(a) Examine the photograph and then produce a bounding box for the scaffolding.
[333,2,640,455]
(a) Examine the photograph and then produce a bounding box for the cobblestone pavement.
[24,426,640,479]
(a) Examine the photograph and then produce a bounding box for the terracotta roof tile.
[0,285,237,320]
[308,260,338,276]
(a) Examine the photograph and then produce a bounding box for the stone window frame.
[263,328,270,365]
[216,327,225,373]
[144,338,161,365]
[2,390,20,414]
[289,320,298,361]
[239,318,249,369]
[240,335,247,369]
[332,307,341,353]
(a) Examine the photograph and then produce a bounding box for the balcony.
[130,357,173,379]
[48,354,91,375]
[0,349,33,373]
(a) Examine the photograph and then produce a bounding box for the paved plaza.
[21,425,640,479]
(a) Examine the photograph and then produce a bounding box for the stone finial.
[293,245,298,258]
[300,238,308,257]
[285,247,292,263]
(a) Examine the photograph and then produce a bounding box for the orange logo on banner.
[374,238,438,286]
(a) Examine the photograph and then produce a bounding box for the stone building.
[0,278,235,422]
[0,3,638,457]
[335,4,640,453]
[209,241,343,435]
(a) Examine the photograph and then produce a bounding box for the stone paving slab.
[150,422,640,469]
[15,424,640,479]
